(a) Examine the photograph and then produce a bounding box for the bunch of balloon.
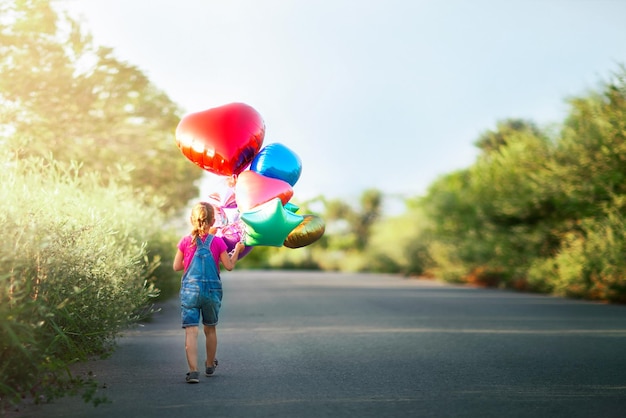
[236,143,325,249]
[175,102,325,258]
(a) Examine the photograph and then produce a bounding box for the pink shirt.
[177,234,228,272]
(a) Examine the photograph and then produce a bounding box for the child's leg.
[185,326,199,371]
[204,325,217,367]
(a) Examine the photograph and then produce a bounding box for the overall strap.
[194,234,220,283]
[195,234,214,249]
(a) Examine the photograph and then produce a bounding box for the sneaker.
[205,359,218,376]
[186,371,199,383]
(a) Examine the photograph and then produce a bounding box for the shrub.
[553,210,626,302]
[0,156,171,408]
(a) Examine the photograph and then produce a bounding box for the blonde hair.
[190,202,216,246]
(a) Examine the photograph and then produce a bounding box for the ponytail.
[189,202,216,246]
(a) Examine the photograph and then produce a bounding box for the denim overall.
[180,235,223,327]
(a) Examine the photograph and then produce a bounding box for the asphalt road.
[14,271,626,418]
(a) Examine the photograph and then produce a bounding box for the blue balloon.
[250,143,302,186]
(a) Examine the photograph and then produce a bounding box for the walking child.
[173,201,245,383]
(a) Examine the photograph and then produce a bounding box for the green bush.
[526,258,558,294]
[0,156,174,408]
[145,227,183,302]
[366,207,433,276]
[400,66,626,302]
[551,209,626,302]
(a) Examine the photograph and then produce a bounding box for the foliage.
[409,65,626,300]
[294,65,626,305]
[316,189,382,258]
[0,155,176,409]
[474,118,544,153]
[550,205,626,302]
[0,0,202,213]
[365,205,434,276]
[0,0,188,408]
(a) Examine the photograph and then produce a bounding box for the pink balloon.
[235,170,293,212]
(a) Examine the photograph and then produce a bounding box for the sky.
[59,0,626,214]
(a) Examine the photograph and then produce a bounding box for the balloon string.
[240,224,247,244]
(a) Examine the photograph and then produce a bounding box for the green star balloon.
[241,198,304,247]
[284,202,300,213]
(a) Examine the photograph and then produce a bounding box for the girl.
[173,202,245,383]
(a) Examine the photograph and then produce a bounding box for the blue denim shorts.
[180,280,223,327]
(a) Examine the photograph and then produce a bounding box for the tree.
[0,0,202,213]
[421,120,559,286]
[555,67,626,217]
[474,118,543,154]
[323,189,383,251]
[416,65,626,299]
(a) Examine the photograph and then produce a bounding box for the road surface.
[13,271,626,417]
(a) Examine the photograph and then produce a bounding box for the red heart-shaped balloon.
[235,170,294,212]
[175,103,265,176]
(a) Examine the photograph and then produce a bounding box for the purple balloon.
[237,246,253,259]
[215,223,252,259]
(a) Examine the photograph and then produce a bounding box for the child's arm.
[219,242,244,271]
[173,249,184,271]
